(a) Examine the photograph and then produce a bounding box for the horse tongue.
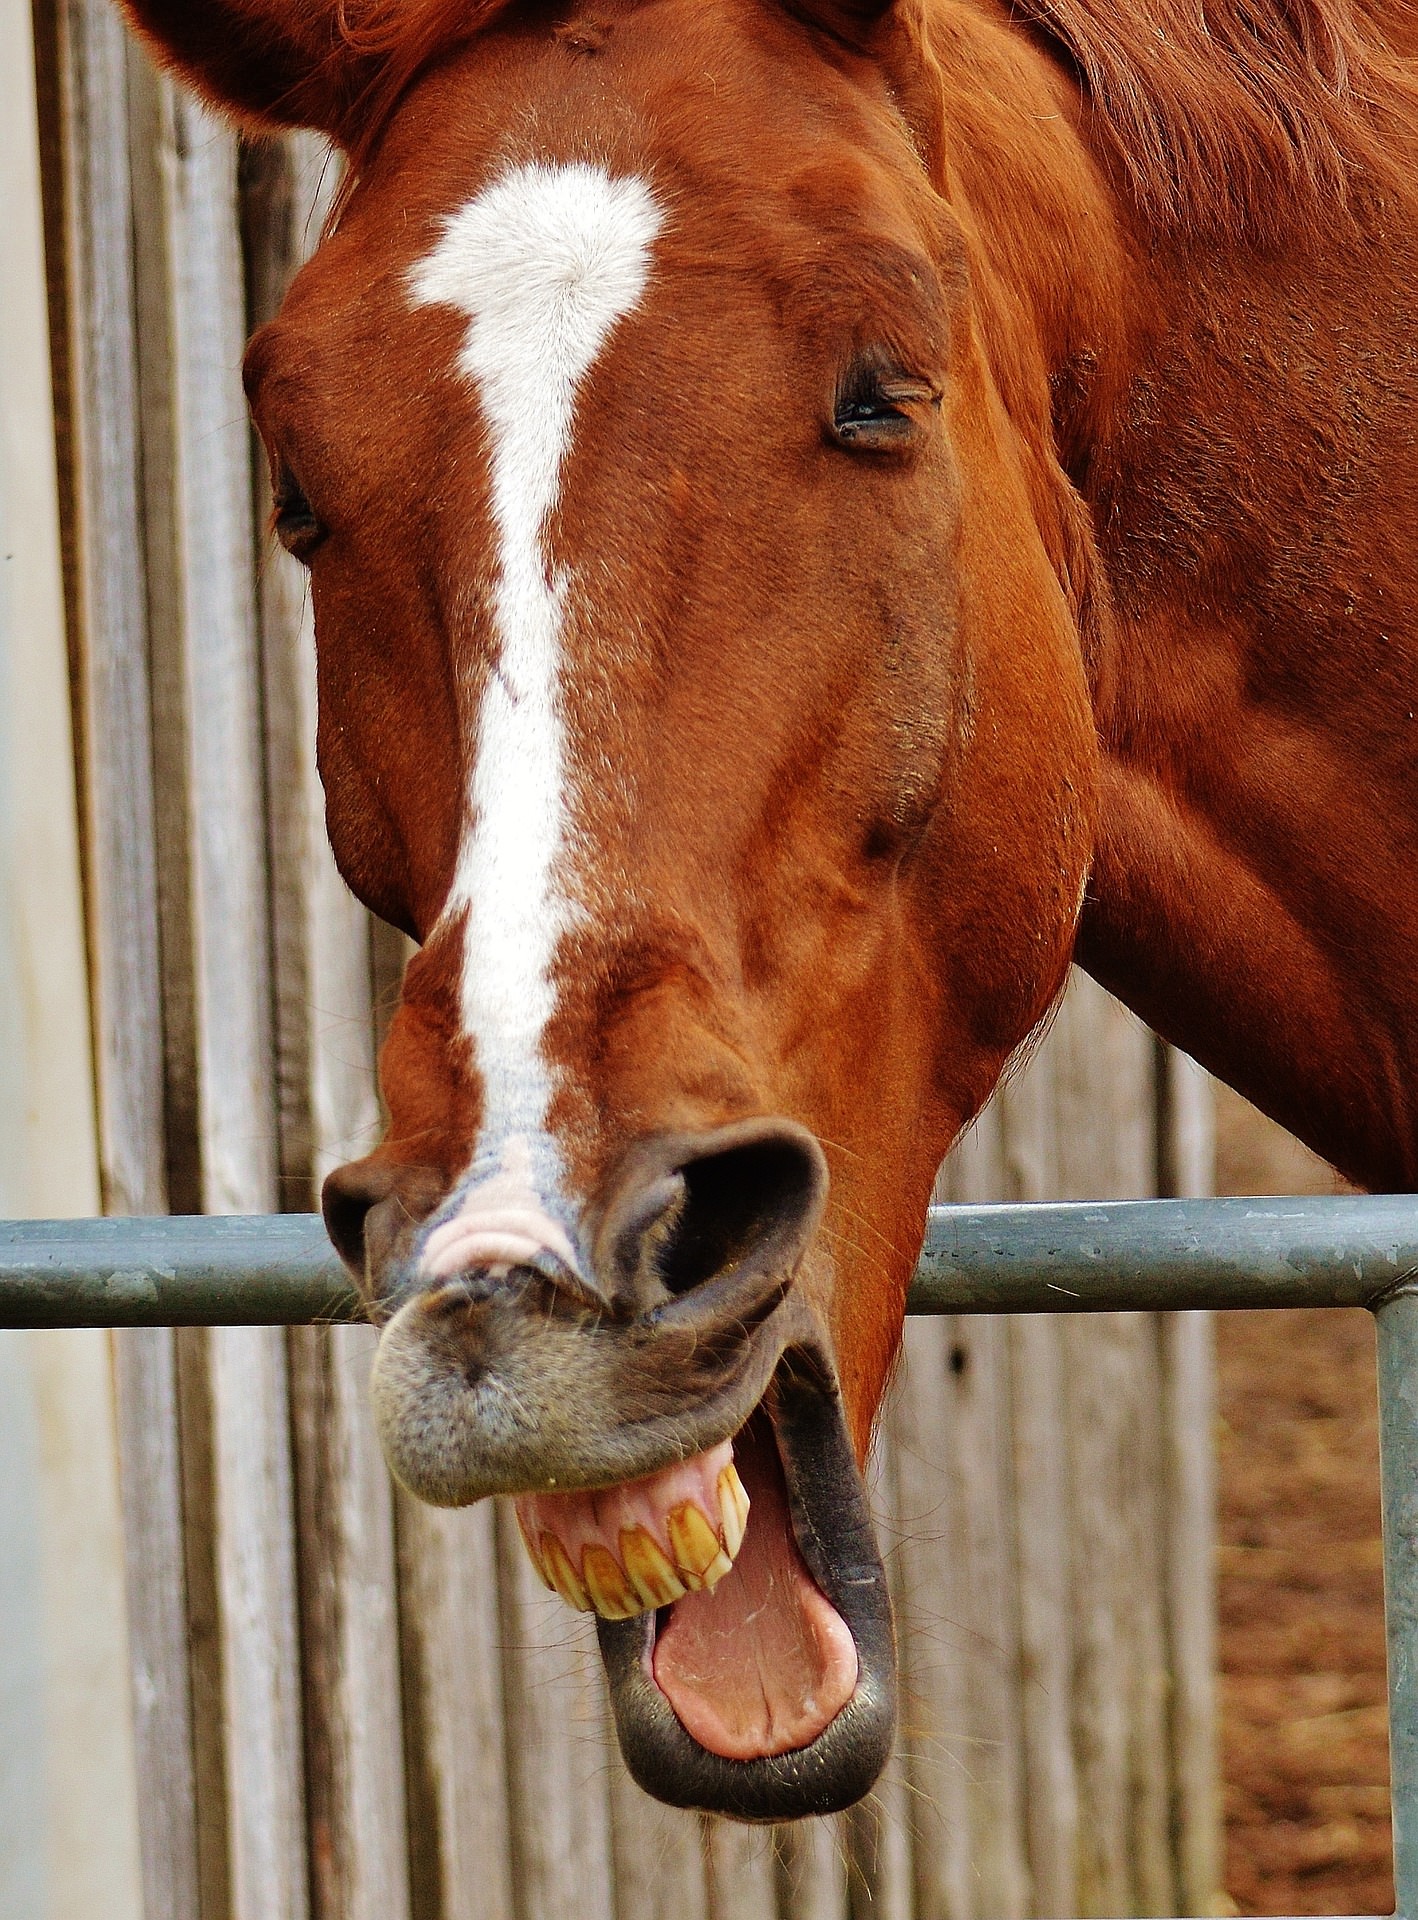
[652,1419,858,1761]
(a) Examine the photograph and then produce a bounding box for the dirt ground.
[1214,1086,1392,1915]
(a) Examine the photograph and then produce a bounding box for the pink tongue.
[652,1421,858,1761]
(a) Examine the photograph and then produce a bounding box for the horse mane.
[323,0,1417,242]
[329,0,511,173]
[1010,0,1418,238]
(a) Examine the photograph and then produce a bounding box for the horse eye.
[272,466,325,560]
[831,365,937,453]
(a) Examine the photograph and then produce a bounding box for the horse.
[119,0,1418,1821]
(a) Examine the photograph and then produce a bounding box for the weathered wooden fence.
[24,5,1220,1915]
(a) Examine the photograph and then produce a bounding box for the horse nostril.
[321,1157,445,1284]
[322,1160,389,1276]
[606,1118,829,1304]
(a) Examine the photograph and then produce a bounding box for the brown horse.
[121,0,1418,1820]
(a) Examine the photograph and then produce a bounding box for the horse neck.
[1068,204,1418,1189]
[926,3,1418,1186]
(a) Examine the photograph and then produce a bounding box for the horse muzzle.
[329,1115,897,1819]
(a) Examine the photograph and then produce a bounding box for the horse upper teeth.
[516,1511,555,1591]
[667,1500,727,1589]
[582,1543,640,1619]
[620,1525,688,1608]
[540,1532,592,1611]
[718,1462,750,1559]
[518,1463,748,1619]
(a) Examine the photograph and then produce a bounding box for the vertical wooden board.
[1122,1324,1178,1920]
[938,1109,1031,1920]
[496,1501,615,1920]
[112,1328,201,1920]
[396,1494,516,1920]
[997,1053,1080,1917]
[1048,976,1170,1915]
[705,1817,780,1920]
[0,0,100,1221]
[290,1325,410,1920]
[1161,1308,1220,1915]
[606,1748,708,1920]
[209,1325,310,1920]
[242,132,379,1205]
[884,1320,975,1920]
[1159,1046,1220,1913]
[1003,1311,1079,1919]
[176,1326,235,1920]
[56,0,166,1216]
[124,42,204,1213]
[775,1819,848,1920]
[844,1765,914,1920]
[846,1430,916,1920]
[28,1329,145,1920]
[159,89,276,1215]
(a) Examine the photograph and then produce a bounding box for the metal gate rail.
[4,1195,1415,1920]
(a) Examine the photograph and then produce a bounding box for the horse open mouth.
[514,1351,896,1821]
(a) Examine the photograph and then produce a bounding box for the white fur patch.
[410,161,662,1166]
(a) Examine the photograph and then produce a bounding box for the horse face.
[184,0,1095,1817]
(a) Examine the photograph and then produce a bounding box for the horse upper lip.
[368,1246,813,1507]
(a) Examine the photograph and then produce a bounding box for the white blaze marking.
[409,161,662,1160]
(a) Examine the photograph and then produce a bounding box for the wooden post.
[397,1496,516,1920]
[1158,1048,1221,1915]
[496,1502,617,1920]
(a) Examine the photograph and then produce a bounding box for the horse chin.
[595,1353,896,1822]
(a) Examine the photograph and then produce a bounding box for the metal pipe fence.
[4,1195,1414,1920]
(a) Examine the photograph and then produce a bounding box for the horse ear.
[117,0,502,138]
[117,0,362,132]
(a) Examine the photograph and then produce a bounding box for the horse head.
[124,0,1101,1817]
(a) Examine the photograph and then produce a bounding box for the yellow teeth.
[582,1545,641,1620]
[540,1533,592,1612]
[620,1526,687,1610]
[667,1501,733,1591]
[529,1469,748,1620]
[717,1463,750,1560]
[517,1513,556,1591]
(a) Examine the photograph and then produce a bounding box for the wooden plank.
[397,1495,516,1920]
[997,1052,1080,1917]
[885,1319,976,1920]
[1158,1048,1221,1913]
[290,1324,410,1920]
[496,1501,616,1920]
[242,132,379,1206]
[0,0,100,1221]
[28,1329,146,1920]
[1123,1322,1178,1919]
[208,1324,311,1920]
[155,85,276,1216]
[843,1715,915,1920]
[112,1329,202,1920]
[774,1820,847,1920]
[604,1739,707,1920]
[55,0,167,1217]
[705,1818,779,1920]
[1049,977,1174,1916]
[938,1111,1031,1920]
[125,64,310,1920]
